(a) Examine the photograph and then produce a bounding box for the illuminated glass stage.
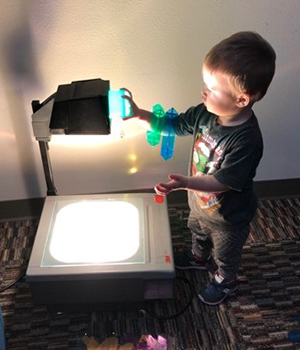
[26,193,175,306]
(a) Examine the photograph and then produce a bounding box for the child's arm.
[155,173,229,196]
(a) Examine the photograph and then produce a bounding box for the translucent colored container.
[146,104,166,147]
[108,90,132,119]
[160,108,178,161]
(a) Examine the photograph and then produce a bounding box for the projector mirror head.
[50,78,111,135]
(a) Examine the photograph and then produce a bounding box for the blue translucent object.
[146,104,166,147]
[160,108,178,161]
[288,331,300,342]
[108,90,132,119]
[0,302,5,350]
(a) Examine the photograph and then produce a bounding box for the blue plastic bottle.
[160,108,178,160]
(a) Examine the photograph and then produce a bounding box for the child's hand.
[120,88,141,119]
[120,88,152,127]
[155,174,188,196]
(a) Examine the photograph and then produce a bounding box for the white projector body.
[26,193,174,306]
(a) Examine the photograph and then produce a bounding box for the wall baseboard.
[253,178,300,199]
[168,178,300,205]
[0,178,299,220]
[0,197,45,221]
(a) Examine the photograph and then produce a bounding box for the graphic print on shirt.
[192,126,224,212]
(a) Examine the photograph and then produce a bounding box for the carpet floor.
[0,197,300,349]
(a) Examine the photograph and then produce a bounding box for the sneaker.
[174,250,210,270]
[198,271,238,305]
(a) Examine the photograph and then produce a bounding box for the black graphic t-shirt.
[172,103,263,227]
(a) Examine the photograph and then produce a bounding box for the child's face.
[201,65,242,117]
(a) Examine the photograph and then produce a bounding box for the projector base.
[28,278,174,306]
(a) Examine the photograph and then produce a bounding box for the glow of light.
[129,167,138,174]
[138,119,150,130]
[49,200,140,263]
[128,153,137,161]
[51,134,113,147]
[0,130,16,141]
[50,118,146,148]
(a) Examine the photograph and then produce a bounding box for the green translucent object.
[152,103,166,118]
[146,104,166,146]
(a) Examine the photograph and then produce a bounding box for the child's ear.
[236,93,251,108]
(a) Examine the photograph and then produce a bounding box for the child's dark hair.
[204,31,276,101]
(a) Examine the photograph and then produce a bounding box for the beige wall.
[1,0,299,200]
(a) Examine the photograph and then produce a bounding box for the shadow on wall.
[1,3,54,198]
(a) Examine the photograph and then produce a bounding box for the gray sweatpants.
[188,211,250,281]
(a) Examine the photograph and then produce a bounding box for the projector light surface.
[41,199,144,266]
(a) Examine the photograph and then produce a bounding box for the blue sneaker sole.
[197,284,238,305]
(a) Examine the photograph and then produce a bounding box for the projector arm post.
[32,99,57,196]
[38,141,57,196]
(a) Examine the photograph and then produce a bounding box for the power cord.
[0,272,26,293]
[144,275,195,320]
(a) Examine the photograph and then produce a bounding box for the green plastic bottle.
[146,104,166,146]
